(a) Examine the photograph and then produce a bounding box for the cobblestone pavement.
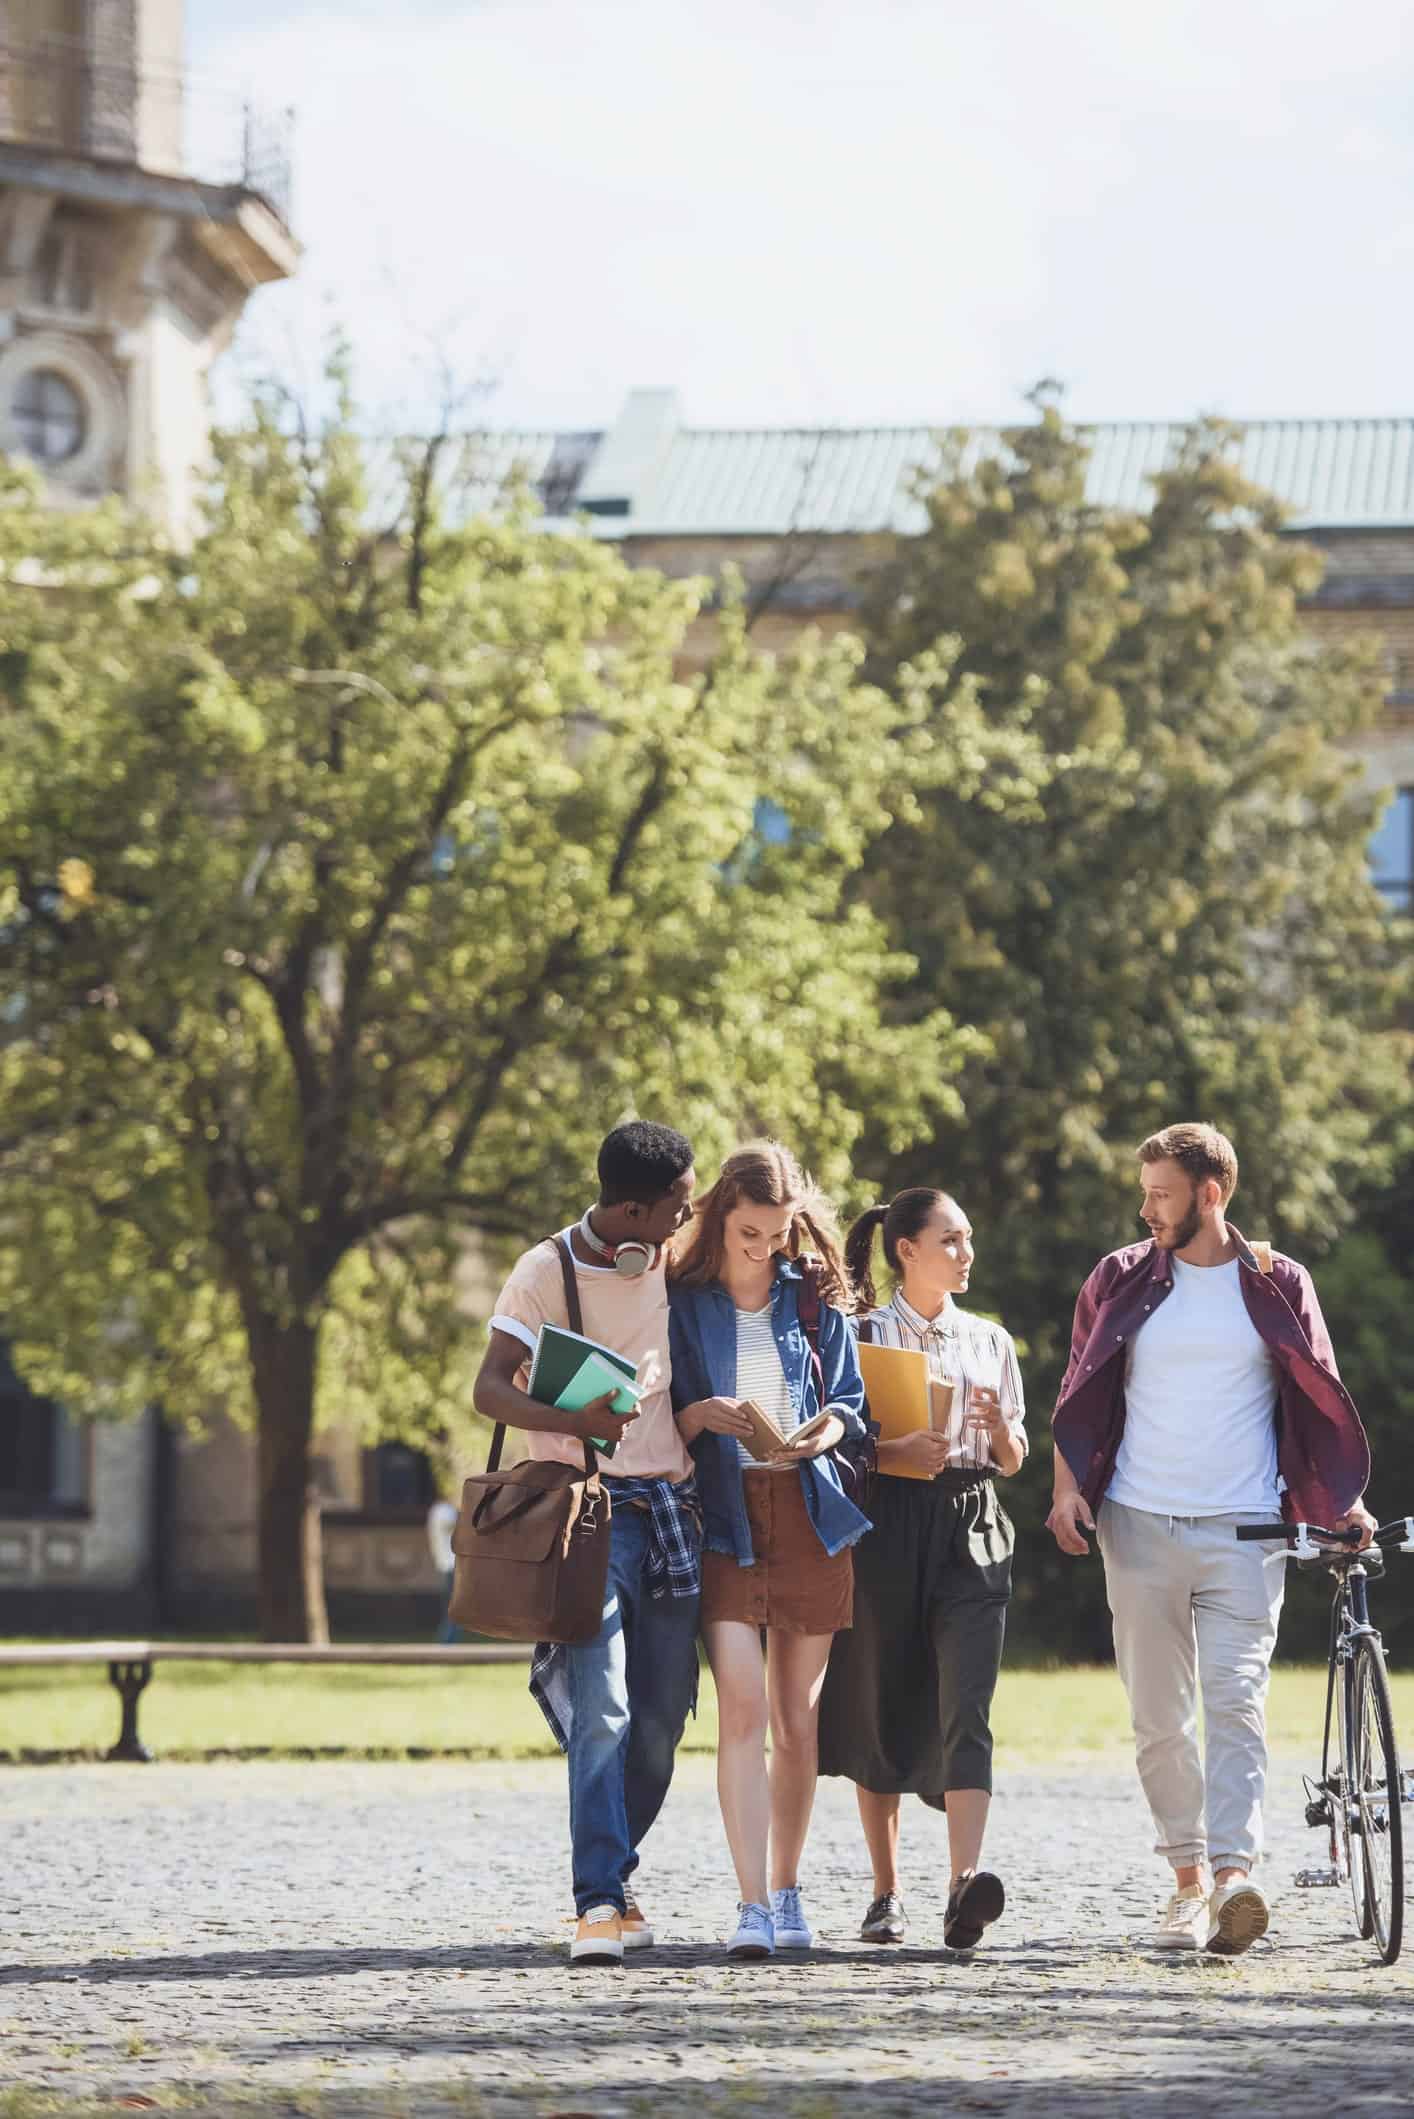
[1,1751,1410,2117]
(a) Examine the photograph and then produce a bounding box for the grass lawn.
[4,1656,1414,1765]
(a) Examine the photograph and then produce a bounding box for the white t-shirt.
[1109,1256,1280,1516]
[733,1302,800,1471]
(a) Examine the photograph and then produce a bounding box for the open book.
[527,1322,643,1457]
[737,1401,836,1464]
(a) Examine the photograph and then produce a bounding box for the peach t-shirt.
[488,1231,691,1482]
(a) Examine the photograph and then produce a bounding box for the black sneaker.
[943,1870,1005,1950]
[860,1891,907,1943]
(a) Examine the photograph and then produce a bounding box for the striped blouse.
[862,1292,1028,1472]
[734,1302,801,1471]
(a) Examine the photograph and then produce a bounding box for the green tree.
[0,375,972,1640]
[860,398,1412,1653]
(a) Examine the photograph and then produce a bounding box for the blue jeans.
[436,1570,463,1645]
[565,1502,701,1915]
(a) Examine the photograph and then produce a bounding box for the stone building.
[0,0,295,529]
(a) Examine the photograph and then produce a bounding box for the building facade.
[0,0,295,529]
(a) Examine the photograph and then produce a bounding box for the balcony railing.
[0,40,293,226]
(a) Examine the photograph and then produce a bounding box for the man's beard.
[1151,1192,1203,1251]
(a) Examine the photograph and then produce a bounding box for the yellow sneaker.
[570,1904,624,1966]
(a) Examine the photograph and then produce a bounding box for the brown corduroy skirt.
[701,1468,854,1635]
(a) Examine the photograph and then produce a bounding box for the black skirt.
[817,1470,1014,1804]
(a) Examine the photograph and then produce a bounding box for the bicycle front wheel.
[1338,1654,1373,1938]
[1352,1638,1405,1964]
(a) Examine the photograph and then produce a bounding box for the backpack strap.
[1250,1240,1274,1275]
[796,1257,828,1405]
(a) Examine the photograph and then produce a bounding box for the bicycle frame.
[1242,1514,1412,1963]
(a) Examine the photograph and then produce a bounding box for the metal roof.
[436,401,1414,537]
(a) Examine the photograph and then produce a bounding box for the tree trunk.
[247,1310,330,1643]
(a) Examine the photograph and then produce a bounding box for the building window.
[361,1442,437,1515]
[1370,787,1414,912]
[0,1343,88,1517]
[31,223,96,316]
[12,367,86,465]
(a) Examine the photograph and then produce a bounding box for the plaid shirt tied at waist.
[529,1473,702,1751]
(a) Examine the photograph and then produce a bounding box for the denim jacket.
[667,1259,871,1563]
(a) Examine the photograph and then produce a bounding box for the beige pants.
[1097,1500,1286,1872]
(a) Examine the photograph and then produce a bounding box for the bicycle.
[1236,1516,1414,1965]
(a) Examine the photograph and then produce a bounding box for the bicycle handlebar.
[1235,1522,1363,1546]
[1234,1517,1414,1553]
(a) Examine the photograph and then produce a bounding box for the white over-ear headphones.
[578,1211,660,1279]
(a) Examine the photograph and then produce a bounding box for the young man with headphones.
[473,1120,699,1965]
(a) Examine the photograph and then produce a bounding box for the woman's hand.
[879,1430,952,1477]
[964,1386,1025,1476]
[769,1412,845,1465]
[676,1396,754,1444]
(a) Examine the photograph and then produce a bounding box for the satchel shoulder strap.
[1250,1240,1274,1275]
[556,1232,585,1333]
[486,1232,593,1477]
[858,1314,878,1344]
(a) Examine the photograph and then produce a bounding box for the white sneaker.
[770,1883,814,1949]
[1206,1878,1270,1956]
[726,1901,775,1959]
[1152,1885,1207,1950]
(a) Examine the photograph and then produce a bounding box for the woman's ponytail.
[846,1187,953,1313]
[844,1204,890,1315]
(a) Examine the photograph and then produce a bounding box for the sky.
[189,0,1414,435]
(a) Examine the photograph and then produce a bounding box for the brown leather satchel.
[447,1235,612,1644]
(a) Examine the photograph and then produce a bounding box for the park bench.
[0,1639,533,1761]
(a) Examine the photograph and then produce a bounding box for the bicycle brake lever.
[1291,1522,1320,1561]
[1399,1516,1414,1554]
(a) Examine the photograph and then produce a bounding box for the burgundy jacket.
[1053,1228,1370,1524]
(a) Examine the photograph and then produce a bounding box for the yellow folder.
[858,1341,934,1481]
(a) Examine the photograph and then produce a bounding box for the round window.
[12,367,86,465]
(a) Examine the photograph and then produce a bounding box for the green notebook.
[527,1323,641,1457]
[557,1351,646,1421]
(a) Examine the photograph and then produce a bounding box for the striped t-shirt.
[734,1303,800,1471]
[862,1293,1027,1472]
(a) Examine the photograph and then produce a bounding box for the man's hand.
[1334,1499,1378,1552]
[676,1396,754,1444]
[879,1430,952,1478]
[570,1390,641,1447]
[1047,1489,1096,1556]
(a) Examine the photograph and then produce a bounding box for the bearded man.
[1048,1123,1374,1956]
